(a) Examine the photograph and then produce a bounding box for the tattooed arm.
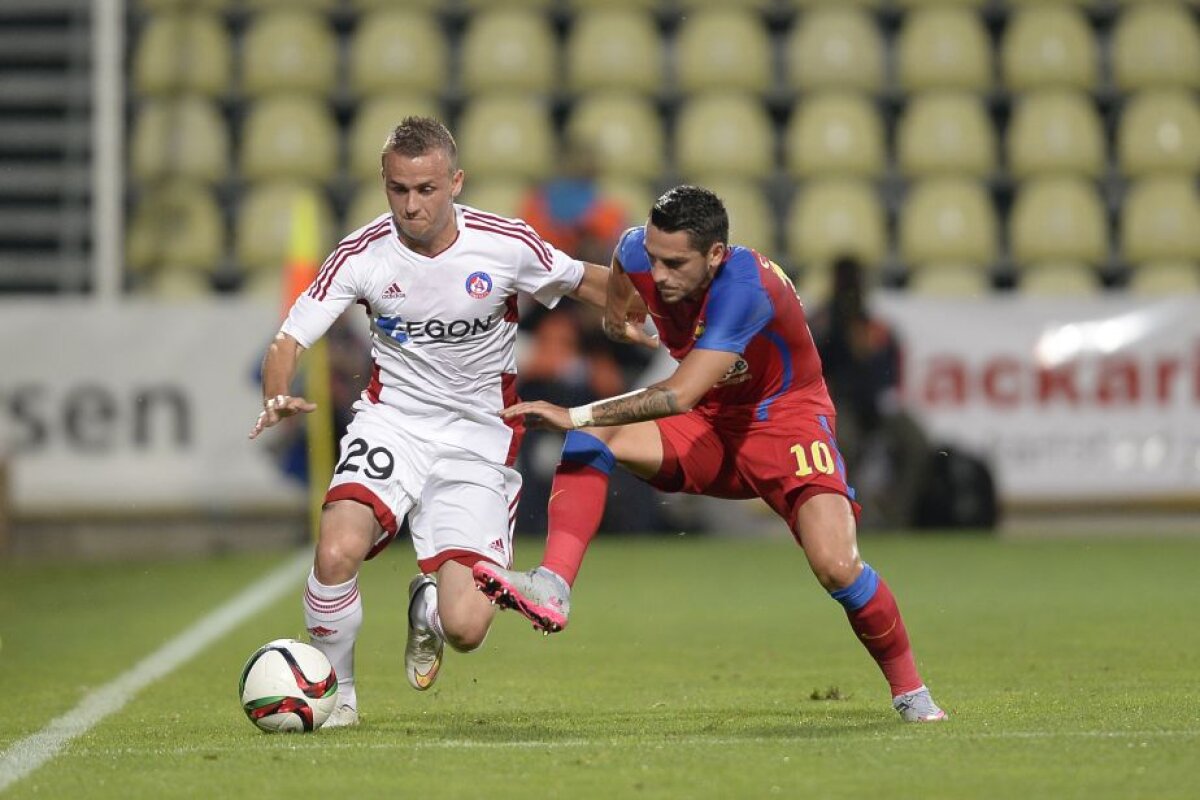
[500,348,740,431]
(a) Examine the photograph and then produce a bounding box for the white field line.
[0,549,311,794]
[71,727,1200,758]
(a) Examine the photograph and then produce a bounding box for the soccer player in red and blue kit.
[475,186,945,722]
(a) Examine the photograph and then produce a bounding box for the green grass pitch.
[1,533,1198,799]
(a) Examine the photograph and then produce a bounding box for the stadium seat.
[896,7,992,92]
[243,0,336,8]
[792,0,882,6]
[459,179,529,220]
[235,181,336,274]
[687,178,775,255]
[566,9,662,95]
[567,0,658,9]
[1113,3,1200,91]
[460,10,557,96]
[129,96,229,185]
[1001,5,1097,92]
[143,268,214,299]
[457,95,556,180]
[785,93,886,178]
[345,181,391,232]
[349,10,448,98]
[1121,178,1200,266]
[1127,262,1200,295]
[461,0,554,8]
[348,94,442,181]
[897,92,996,178]
[138,0,231,9]
[240,94,339,183]
[1117,90,1200,177]
[675,0,772,8]
[126,181,225,276]
[786,179,887,272]
[1007,91,1106,179]
[894,0,985,6]
[676,92,775,180]
[675,10,772,94]
[565,92,664,182]
[1018,263,1098,296]
[907,267,991,297]
[596,177,653,226]
[899,178,997,270]
[785,7,885,94]
[350,0,439,9]
[132,11,231,97]
[241,10,337,97]
[1010,177,1108,269]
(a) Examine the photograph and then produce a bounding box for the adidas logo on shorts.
[382,281,405,299]
[488,538,505,555]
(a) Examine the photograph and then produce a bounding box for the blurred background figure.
[810,256,929,529]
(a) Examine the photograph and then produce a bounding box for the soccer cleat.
[404,574,443,691]
[472,563,571,633]
[322,703,359,729]
[892,685,948,723]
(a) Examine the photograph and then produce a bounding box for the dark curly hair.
[649,185,729,254]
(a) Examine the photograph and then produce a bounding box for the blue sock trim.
[561,430,615,475]
[830,563,879,612]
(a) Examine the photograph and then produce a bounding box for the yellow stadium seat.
[786,179,887,271]
[1117,90,1200,177]
[350,0,439,8]
[241,10,337,97]
[1010,177,1108,269]
[137,0,231,9]
[792,0,881,6]
[785,93,886,178]
[457,95,556,180]
[786,7,885,94]
[566,9,662,95]
[907,267,991,297]
[1007,90,1106,179]
[345,181,390,232]
[460,11,557,96]
[676,10,772,94]
[676,92,775,180]
[894,0,985,6]
[126,181,225,276]
[687,178,775,255]
[243,0,336,8]
[1019,263,1099,295]
[461,0,554,8]
[1001,5,1097,92]
[896,7,992,92]
[596,177,653,225]
[1127,262,1200,295]
[348,95,442,180]
[1122,178,1200,265]
[567,0,658,9]
[897,91,996,178]
[348,10,447,98]
[1113,4,1200,91]
[129,96,229,185]
[900,178,997,270]
[565,92,664,182]
[133,11,231,97]
[236,181,335,274]
[458,178,529,220]
[240,95,339,183]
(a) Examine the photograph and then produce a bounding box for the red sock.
[844,578,923,696]
[540,462,609,586]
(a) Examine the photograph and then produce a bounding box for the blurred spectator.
[810,256,929,528]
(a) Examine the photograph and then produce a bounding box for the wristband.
[568,403,595,429]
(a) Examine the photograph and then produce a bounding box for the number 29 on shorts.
[791,441,835,477]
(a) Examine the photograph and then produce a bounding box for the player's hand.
[500,400,573,432]
[602,311,659,350]
[248,394,318,440]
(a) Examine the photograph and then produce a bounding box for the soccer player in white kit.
[248,117,627,727]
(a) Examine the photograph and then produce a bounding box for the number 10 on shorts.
[791,441,835,477]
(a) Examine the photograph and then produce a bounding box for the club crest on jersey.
[694,320,706,339]
[465,271,493,299]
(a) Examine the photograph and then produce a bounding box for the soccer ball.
[238,639,339,733]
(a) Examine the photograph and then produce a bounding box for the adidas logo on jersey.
[488,538,505,555]
[382,281,405,299]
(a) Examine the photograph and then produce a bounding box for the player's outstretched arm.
[248,332,317,440]
[501,348,739,432]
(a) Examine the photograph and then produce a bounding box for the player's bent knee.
[441,615,490,653]
[810,556,862,592]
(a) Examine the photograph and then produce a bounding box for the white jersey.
[281,205,585,463]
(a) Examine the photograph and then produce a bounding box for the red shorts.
[647,408,860,528]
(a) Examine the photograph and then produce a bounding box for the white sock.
[303,569,362,709]
[422,582,445,640]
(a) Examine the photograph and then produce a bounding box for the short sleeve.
[513,229,585,309]
[695,274,774,354]
[280,252,360,348]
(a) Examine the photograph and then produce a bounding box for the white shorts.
[323,407,521,573]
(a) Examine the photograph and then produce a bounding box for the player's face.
[644,223,726,304]
[382,149,463,253]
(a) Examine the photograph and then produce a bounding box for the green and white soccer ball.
[239,639,338,733]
